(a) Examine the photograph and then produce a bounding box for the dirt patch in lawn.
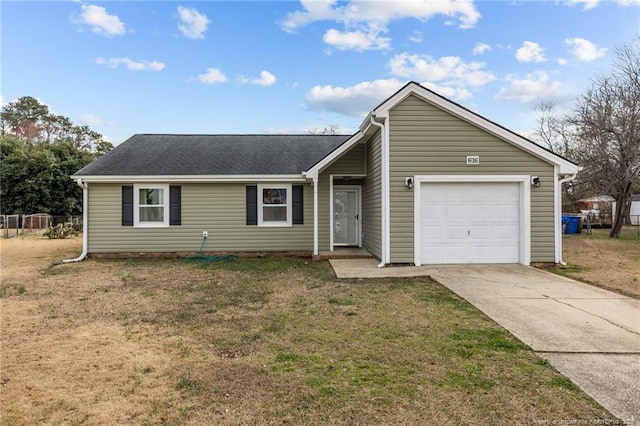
[1,236,616,424]
[560,227,640,298]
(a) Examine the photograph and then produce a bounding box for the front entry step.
[315,248,375,260]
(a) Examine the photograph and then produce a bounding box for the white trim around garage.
[413,175,531,266]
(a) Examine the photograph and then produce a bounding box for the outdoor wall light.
[405,177,414,189]
[531,176,541,188]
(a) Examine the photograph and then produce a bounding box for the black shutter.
[292,185,304,225]
[169,185,181,225]
[122,186,133,226]
[246,185,257,225]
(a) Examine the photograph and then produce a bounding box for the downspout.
[557,173,578,265]
[313,174,319,257]
[62,179,88,263]
[370,115,387,268]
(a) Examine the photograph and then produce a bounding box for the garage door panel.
[444,246,471,263]
[421,224,445,239]
[444,204,467,218]
[420,182,520,264]
[421,205,446,218]
[494,224,519,240]
[469,245,495,262]
[470,224,495,239]
[486,246,519,263]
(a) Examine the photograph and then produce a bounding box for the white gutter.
[71,174,307,183]
[556,173,578,265]
[63,179,88,263]
[369,115,387,268]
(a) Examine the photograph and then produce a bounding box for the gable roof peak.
[366,80,579,174]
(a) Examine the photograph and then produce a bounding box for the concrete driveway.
[330,261,640,423]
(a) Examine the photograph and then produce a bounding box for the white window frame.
[258,184,292,227]
[133,184,170,227]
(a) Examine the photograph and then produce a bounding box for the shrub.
[44,221,80,239]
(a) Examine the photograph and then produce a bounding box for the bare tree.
[534,101,577,159]
[571,36,640,237]
[308,125,340,135]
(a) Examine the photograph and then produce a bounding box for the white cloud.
[388,53,495,88]
[516,41,546,63]
[306,79,405,116]
[472,42,491,55]
[409,31,423,43]
[564,37,606,61]
[78,4,126,37]
[557,58,569,66]
[281,0,480,50]
[252,71,277,87]
[323,29,391,51]
[177,6,210,40]
[197,68,227,84]
[283,0,480,30]
[79,114,105,126]
[421,83,472,100]
[494,71,562,103]
[281,0,342,32]
[305,78,478,117]
[95,57,165,71]
[565,0,640,9]
[566,0,600,10]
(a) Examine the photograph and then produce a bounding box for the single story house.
[68,82,580,266]
[577,195,614,227]
[613,194,640,226]
[631,195,640,225]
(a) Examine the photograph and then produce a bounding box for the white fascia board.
[374,82,580,175]
[303,131,365,176]
[70,174,308,183]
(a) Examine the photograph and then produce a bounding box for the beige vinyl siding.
[388,94,555,263]
[323,143,366,175]
[362,131,382,259]
[317,143,366,251]
[87,182,313,253]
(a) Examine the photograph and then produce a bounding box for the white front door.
[333,187,360,246]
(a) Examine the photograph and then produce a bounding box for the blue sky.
[2,0,639,145]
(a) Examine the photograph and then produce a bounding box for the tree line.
[534,36,640,238]
[1,97,113,217]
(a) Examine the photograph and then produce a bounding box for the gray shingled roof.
[74,134,351,176]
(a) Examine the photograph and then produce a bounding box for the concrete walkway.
[330,260,640,423]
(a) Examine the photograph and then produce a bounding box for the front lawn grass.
[2,256,613,425]
[114,258,610,423]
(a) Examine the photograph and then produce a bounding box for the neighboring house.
[70,82,580,265]
[577,195,614,212]
[632,195,640,225]
[577,195,614,228]
[613,194,640,226]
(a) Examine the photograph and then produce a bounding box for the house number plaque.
[466,156,480,165]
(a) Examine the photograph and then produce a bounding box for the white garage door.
[420,182,520,264]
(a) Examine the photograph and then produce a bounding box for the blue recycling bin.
[562,214,581,234]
